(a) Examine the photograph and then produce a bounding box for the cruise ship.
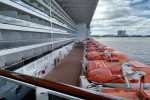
[0,0,150,100]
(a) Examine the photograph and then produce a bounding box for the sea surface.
[94,37,150,66]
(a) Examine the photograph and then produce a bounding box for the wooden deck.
[44,44,84,86]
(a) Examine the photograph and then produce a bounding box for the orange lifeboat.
[101,88,150,100]
[86,51,105,60]
[85,38,150,84]
[86,45,111,52]
[86,50,128,61]
[83,38,150,99]
[86,61,124,83]
[86,60,150,85]
[86,47,99,52]
[86,45,97,49]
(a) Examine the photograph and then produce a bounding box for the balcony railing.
[0,69,126,100]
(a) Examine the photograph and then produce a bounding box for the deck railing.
[0,69,126,100]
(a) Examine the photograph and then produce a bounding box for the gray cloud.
[91,0,150,35]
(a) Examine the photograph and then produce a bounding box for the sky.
[91,0,150,35]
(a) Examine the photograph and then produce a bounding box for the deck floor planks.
[44,44,84,86]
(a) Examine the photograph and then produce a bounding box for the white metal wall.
[76,23,89,42]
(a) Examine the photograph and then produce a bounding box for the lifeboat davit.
[82,38,150,99]
[101,47,114,52]
[86,60,150,88]
[128,60,150,83]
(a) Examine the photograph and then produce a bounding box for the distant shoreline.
[92,36,150,38]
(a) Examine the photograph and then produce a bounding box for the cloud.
[91,0,150,35]
[131,0,143,4]
[93,0,131,20]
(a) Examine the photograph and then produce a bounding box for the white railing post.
[36,86,49,100]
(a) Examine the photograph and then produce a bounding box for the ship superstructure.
[1,0,149,100]
[0,0,110,100]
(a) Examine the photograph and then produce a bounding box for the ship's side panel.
[0,0,77,99]
[76,23,90,42]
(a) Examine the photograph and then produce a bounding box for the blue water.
[94,37,150,66]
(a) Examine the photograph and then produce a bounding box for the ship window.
[38,71,41,77]
[16,85,23,95]
[34,73,37,77]
[0,98,7,100]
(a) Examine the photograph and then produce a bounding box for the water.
[94,37,150,66]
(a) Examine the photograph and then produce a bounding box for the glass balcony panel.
[0,77,33,100]
[0,38,52,50]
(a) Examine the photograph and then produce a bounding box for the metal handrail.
[0,69,126,100]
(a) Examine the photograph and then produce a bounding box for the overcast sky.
[91,0,150,35]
